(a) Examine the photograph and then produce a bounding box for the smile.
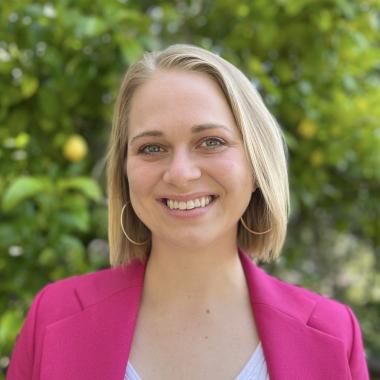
[161,195,218,211]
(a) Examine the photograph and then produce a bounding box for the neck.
[142,239,248,311]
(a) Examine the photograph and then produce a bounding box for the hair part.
[106,44,290,266]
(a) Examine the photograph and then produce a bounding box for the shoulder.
[244,260,369,378]
[6,262,145,378]
[273,273,368,377]
[33,260,144,326]
[242,251,369,378]
[257,265,359,354]
[31,268,117,324]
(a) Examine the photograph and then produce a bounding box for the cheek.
[210,154,253,190]
[126,159,159,197]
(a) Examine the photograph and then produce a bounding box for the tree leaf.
[58,177,102,202]
[2,176,47,212]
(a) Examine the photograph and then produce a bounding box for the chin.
[160,230,227,251]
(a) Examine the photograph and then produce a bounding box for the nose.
[163,148,201,187]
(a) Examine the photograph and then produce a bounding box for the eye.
[138,144,164,155]
[199,137,226,149]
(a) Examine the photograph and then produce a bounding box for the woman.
[7,44,369,380]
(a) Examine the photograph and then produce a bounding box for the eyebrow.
[129,123,232,144]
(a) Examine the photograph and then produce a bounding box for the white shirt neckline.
[125,341,269,380]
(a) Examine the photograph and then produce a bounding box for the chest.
[128,300,260,380]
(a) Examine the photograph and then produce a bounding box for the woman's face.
[126,69,255,250]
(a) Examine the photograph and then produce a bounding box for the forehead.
[128,69,237,134]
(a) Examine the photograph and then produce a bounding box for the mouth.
[160,195,218,211]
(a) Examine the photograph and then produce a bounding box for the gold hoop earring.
[240,216,271,235]
[120,203,148,245]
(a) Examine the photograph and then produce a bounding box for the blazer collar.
[41,251,349,380]
[40,260,147,380]
[238,250,349,379]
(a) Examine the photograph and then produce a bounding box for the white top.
[124,342,270,380]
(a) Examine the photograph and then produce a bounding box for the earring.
[240,216,271,235]
[120,203,148,245]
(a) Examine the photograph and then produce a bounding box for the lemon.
[356,98,369,112]
[298,119,317,139]
[310,150,325,167]
[63,134,88,162]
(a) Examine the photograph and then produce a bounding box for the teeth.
[166,196,214,210]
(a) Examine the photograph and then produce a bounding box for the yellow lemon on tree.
[298,119,317,139]
[63,134,88,162]
[310,150,325,167]
[356,98,368,112]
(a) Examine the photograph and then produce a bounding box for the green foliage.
[0,0,379,377]
[2,176,47,211]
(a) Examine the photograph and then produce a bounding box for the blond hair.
[106,44,290,266]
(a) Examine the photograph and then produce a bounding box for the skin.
[125,69,260,379]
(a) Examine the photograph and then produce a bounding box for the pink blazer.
[7,250,369,380]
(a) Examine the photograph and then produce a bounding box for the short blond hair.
[106,44,290,266]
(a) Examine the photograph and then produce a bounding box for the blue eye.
[139,144,163,154]
[200,137,225,149]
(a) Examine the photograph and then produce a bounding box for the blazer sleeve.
[345,305,370,380]
[6,286,49,380]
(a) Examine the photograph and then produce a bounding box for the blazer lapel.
[239,250,350,380]
[40,260,147,380]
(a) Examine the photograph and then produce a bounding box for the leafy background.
[0,0,379,378]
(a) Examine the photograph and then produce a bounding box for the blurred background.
[0,0,379,378]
